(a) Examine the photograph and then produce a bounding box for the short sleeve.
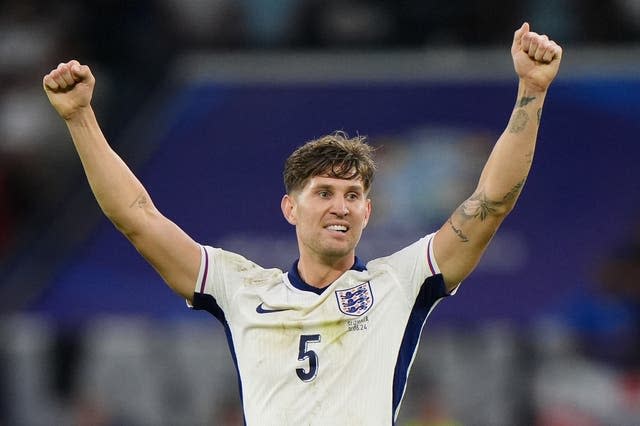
[371,232,454,301]
[186,245,277,317]
[186,245,244,314]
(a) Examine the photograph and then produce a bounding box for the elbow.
[102,192,159,238]
[468,179,524,220]
[109,215,137,239]
[495,201,517,218]
[106,206,158,240]
[460,192,514,222]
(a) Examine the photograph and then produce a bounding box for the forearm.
[66,107,154,235]
[472,80,546,215]
[437,81,548,285]
[434,23,561,288]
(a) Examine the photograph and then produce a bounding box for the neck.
[297,253,354,288]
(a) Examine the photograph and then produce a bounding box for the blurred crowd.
[3,311,640,425]
[1,0,640,265]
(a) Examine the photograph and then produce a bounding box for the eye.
[346,192,360,201]
[318,190,331,198]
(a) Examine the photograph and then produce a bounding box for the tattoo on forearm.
[129,193,148,208]
[525,151,534,165]
[508,109,529,133]
[502,179,525,203]
[537,108,542,125]
[448,218,469,242]
[518,96,537,107]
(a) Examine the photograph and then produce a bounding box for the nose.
[330,197,349,216]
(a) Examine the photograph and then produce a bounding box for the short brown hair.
[283,131,376,194]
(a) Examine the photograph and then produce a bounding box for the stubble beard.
[303,230,361,264]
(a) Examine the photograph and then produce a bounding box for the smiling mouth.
[325,224,348,233]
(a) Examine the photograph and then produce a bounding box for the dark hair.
[283,131,376,194]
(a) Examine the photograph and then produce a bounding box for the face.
[281,175,372,264]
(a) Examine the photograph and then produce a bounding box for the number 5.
[296,334,321,382]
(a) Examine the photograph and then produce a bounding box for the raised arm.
[43,60,200,302]
[434,23,563,290]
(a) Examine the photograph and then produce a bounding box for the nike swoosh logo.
[256,303,290,314]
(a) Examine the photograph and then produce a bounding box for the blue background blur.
[27,77,640,324]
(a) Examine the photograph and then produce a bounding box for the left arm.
[434,23,563,290]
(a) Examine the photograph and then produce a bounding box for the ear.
[362,198,372,229]
[281,194,297,225]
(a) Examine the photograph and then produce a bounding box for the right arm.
[43,60,200,302]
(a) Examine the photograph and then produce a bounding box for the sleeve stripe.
[426,236,436,276]
[199,246,209,294]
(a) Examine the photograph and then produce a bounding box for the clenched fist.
[511,23,563,93]
[43,60,95,120]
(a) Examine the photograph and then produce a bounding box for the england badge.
[335,282,374,316]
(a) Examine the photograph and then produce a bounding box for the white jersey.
[189,233,453,425]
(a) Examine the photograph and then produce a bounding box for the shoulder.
[366,233,435,270]
[204,245,284,285]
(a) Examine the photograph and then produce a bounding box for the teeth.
[326,225,347,232]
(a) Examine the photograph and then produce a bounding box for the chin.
[319,244,354,259]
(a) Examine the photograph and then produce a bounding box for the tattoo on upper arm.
[129,193,148,209]
[508,109,529,133]
[448,218,469,242]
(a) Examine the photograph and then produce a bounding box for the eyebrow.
[312,183,364,193]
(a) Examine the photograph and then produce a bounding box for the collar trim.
[287,257,367,295]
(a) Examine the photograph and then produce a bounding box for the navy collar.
[288,257,367,295]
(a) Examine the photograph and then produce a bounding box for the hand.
[43,60,95,120]
[511,23,562,93]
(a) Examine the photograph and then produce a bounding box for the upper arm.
[122,209,201,303]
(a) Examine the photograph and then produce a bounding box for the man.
[43,23,561,425]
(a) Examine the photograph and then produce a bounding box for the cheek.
[356,204,371,221]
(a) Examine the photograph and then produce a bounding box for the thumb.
[513,22,529,47]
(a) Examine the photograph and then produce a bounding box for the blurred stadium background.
[1,1,640,425]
